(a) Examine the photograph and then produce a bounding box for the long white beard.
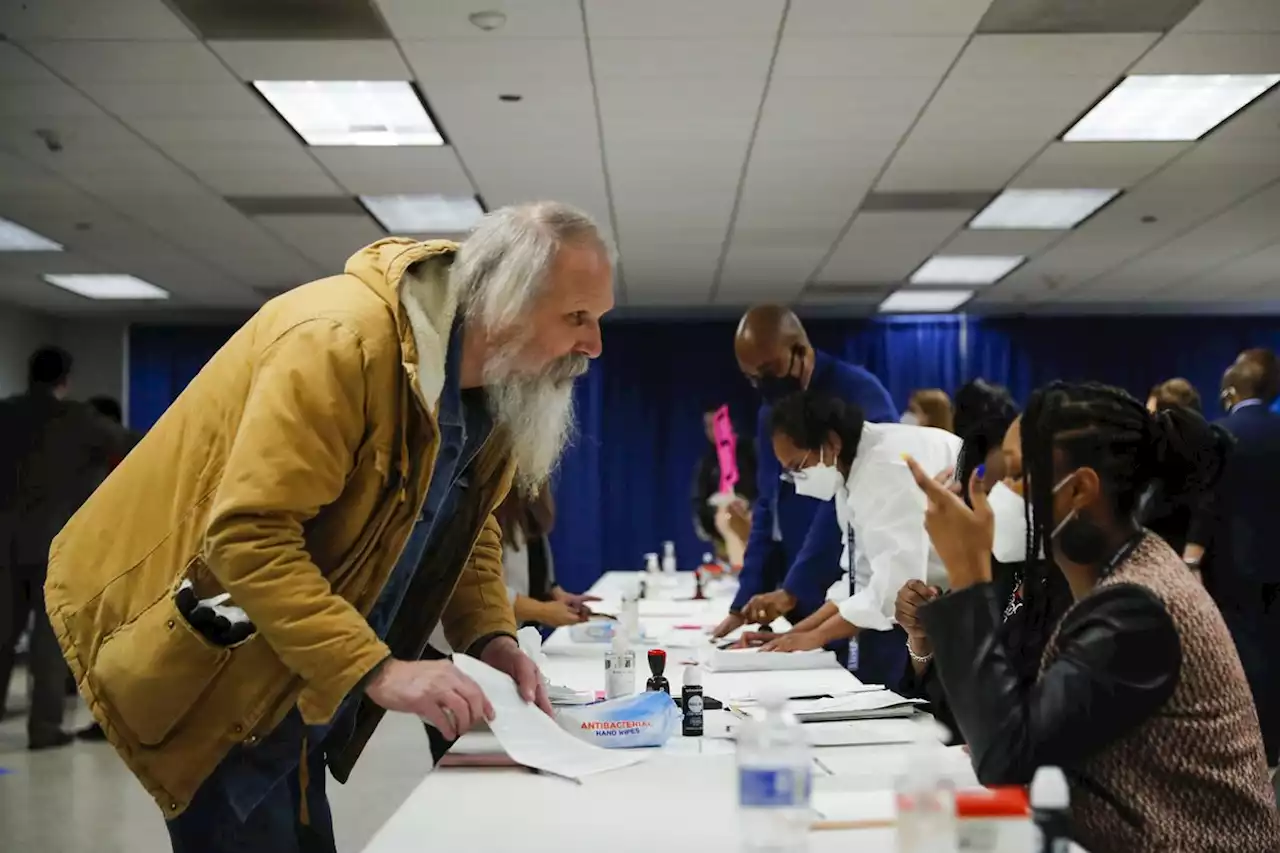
[483,344,589,495]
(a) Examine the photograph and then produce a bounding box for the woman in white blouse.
[495,488,598,628]
[743,390,960,687]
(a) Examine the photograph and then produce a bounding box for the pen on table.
[812,756,834,776]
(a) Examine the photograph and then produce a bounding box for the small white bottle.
[894,729,958,853]
[1031,767,1072,853]
[736,693,812,853]
[621,592,640,643]
[661,540,678,575]
[604,629,636,699]
[644,552,660,574]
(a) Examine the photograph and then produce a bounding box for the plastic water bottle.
[1031,766,1071,853]
[894,729,958,853]
[736,695,812,853]
[661,540,678,575]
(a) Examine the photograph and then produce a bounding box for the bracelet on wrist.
[906,637,933,664]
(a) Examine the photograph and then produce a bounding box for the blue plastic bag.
[555,690,682,749]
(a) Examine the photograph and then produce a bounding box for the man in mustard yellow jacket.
[45,202,614,851]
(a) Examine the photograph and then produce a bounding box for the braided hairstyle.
[768,391,866,472]
[953,379,1019,499]
[1017,381,1233,657]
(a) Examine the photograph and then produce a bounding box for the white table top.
[360,570,1062,853]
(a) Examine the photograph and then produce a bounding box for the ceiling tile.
[598,80,763,143]
[0,43,59,82]
[130,116,300,148]
[949,34,1158,78]
[754,77,936,143]
[772,36,966,78]
[24,41,230,84]
[209,40,412,82]
[257,213,388,269]
[0,82,103,117]
[817,210,971,282]
[592,38,774,79]
[1011,141,1189,188]
[80,82,274,119]
[719,244,834,291]
[1131,33,1280,74]
[585,0,786,38]
[1209,86,1280,142]
[1174,0,1280,33]
[942,228,1061,256]
[0,0,196,40]
[908,75,1116,141]
[878,136,1046,192]
[402,38,590,85]
[375,0,584,39]
[311,147,476,196]
[784,0,995,35]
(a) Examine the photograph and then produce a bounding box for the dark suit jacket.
[1214,403,1280,584]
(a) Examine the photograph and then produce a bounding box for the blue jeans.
[166,748,335,853]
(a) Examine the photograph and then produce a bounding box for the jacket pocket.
[91,592,232,747]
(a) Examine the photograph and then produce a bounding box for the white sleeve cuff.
[837,588,895,632]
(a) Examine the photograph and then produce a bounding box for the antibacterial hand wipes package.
[555,691,682,749]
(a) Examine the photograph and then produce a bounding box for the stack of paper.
[701,646,840,673]
[452,654,646,780]
[772,692,926,723]
[707,667,875,704]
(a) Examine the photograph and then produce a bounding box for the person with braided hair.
[906,381,1278,853]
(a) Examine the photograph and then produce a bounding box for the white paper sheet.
[705,667,876,703]
[811,788,897,823]
[701,646,840,672]
[452,654,646,780]
[771,692,927,722]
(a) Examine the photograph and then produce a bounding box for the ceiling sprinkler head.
[468,10,507,31]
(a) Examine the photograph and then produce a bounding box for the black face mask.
[755,348,804,403]
[1051,510,1110,566]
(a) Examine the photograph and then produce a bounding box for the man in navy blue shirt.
[712,307,897,649]
[1214,356,1280,768]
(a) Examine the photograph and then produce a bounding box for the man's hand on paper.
[761,630,823,653]
[551,586,601,619]
[731,630,774,649]
[365,659,494,740]
[481,636,553,717]
[533,599,590,627]
[741,589,797,626]
[711,611,746,639]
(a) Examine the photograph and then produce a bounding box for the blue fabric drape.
[127,315,1280,594]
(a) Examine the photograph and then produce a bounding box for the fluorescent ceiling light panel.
[879,289,974,313]
[0,217,62,251]
[43,274,169,300]
[253,81,444,147]
[1063,74,1280,142]
[361,194,484,232]
[969,188,1119,230]
[910,255,1023,285]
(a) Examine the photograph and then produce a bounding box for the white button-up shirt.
[827,423,962,631]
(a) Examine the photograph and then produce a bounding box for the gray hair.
[452,201,610,333]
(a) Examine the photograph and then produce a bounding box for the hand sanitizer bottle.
[661,540,677,575]
[644,552,660,574]
[895,728,958,853]
[604,630,635,699]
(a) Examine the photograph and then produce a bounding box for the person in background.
[896,415,1073,742]
[908,381,1277,853]
[1139,378,1216,578]
[494,487,598,628]
[0,346,123,749]
[1237,347,1279,414]
[45,202,613,851]
[88,395,142,457]
[1215,358,1280,771]
[952,379,1018,492]
[691,404,757,566]
[737,391,961,689]
[712,306,896,640]
[902,388,954,432]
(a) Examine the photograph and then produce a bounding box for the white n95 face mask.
[792,449,844,502]
[988,481,1030,564]
[899,412,920,426]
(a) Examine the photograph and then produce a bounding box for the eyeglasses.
[778,451,812,484]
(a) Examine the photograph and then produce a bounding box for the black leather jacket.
[920,581,1181,786]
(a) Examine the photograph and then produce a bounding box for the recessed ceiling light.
[43,274,169,300]
[253,81,444,147]
[1063,74,1280,142]
[879,289,974,314]
[969,188,1119,230]
[0,217,62,251]
[361,195,485,233]
[909,255,1024,286]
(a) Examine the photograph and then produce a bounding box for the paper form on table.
[452,654,647,780]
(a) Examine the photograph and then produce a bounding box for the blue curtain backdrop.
[128,315,1280,595]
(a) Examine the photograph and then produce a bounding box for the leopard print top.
[1041,534,1280,853]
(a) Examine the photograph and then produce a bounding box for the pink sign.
[712,405,739,495]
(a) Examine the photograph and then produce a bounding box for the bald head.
[735,304,812,382]
[1237,347,1279,403]
[1223,360,1265,408]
